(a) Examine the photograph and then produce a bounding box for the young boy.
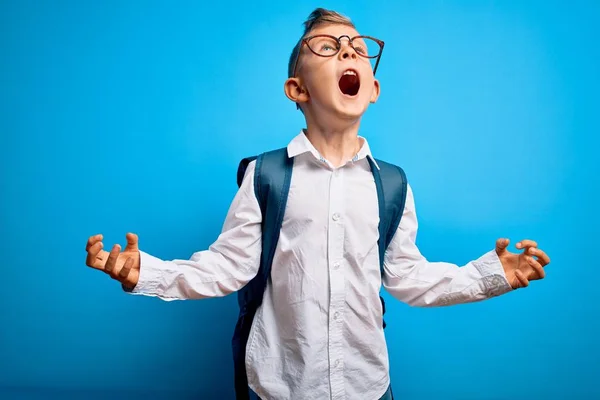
[85,8,551,400]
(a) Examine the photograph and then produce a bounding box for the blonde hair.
[287,8,355,78]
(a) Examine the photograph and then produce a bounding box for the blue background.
[1,1,598,399]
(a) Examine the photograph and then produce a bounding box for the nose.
[338,37,358,61]
[340,47,358,60]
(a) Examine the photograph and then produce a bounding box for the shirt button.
[334,169,340,177]
[335,360,340,367]
[332,213,340,221]
[333,262,340,270]
[334,312,339,320]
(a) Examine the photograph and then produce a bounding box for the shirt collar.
[286,130,380,170]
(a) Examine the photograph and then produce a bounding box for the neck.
[304,116,363,168]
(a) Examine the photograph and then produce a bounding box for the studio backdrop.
[1,1,598,399]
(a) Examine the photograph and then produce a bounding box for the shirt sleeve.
[125,160,262,301]
[382,183,512,307]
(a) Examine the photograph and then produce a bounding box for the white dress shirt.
[129,131,512,400]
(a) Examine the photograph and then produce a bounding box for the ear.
[370,78,380,103]
[284,77,309,105]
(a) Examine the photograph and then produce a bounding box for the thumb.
[125,232,139,252]
[495,238,510,256]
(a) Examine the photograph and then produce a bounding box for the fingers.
[86,234,139,287]
[526,256,545,279]
[119,257,134,280]
[125,232,139,251]
[530,247,551,267]
[516,239,538,250]
[515,269,530,288]
[86,240,104,269]
[104,244,121,274]
[86,234,103,252]
[495,238,510,255]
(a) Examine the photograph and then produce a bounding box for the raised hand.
[85,233,141,289]
[495,238,551,289]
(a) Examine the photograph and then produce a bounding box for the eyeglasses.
[291,34,385,78]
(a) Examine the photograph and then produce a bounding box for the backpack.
[231,147,407,400]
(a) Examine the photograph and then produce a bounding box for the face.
[285,24,381,121]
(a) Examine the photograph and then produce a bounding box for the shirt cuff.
[472,250,513,297]
[121,251,163,296]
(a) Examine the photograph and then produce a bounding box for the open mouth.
[338,69,360,96]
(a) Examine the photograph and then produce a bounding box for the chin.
[334,97,370,119]
[308,91,370,122]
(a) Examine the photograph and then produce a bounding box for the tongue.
[339,74,360,96]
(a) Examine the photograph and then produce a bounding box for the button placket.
[327,166,346,399]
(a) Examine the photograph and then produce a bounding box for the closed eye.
[354,45,367,55]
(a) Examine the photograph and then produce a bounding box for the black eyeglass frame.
[290,34,385,78]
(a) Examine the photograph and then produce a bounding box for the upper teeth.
[343,70,357,76]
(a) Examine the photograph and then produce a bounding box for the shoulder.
[237,147,288,187]
[374,158,404,171]
[374,158,408,183]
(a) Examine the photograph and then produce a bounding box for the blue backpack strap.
[232,147,293,400]
[237,156,258,188]
[367,157,408,328]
